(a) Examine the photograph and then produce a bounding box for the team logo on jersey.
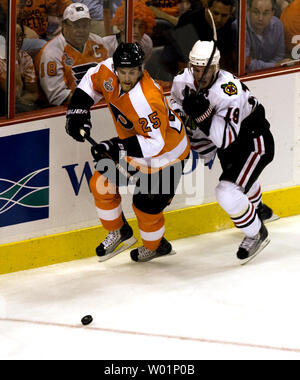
[110,103,133,130]
[0,130,50,228]
[104,78,114,92]
[72,63,98,85]
[64,53,74,66]
[221,82,238,96]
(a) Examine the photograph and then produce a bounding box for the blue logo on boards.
[0,129,50,228]
[62,150,200,196]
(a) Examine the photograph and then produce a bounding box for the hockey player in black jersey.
[170,40,275,264]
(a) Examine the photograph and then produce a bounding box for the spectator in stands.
[0,0,45,59]
[35,3,109,106]
[103,0,156,62]
[274,0,291,18]
[243,0,289,72]
[0,37,4,116]
[20,34,47,60]
[175,0,209,27]
[0,1,6,36]
[18,0,72,41]
[102,0,123,35]
[76,0,106,36]
[0,1,6,116]
[0,23,39,113]
[149,0,181,26]
[147,0,179,17]
[280,0,300,57]
[108,0,122,16]
[178,0,204,15]
[149,0,204,26]
[161,0,237,76]
[178,0,192,14]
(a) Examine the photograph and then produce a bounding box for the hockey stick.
[84,134,137,184]
[195,8,217,95]
[185,9,217,128]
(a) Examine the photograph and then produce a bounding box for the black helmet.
[113,42,145,68]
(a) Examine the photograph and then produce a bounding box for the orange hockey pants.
[89,171,165,251]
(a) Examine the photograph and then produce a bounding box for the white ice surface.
[1,215,300,360]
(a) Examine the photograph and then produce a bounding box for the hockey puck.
[81,315,93,325]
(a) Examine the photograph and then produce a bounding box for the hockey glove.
[66,88,94,142]
[91,137,125,163]
[182,92,214,136]
[66,108,92,142]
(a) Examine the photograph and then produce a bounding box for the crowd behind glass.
[0,0,299,116]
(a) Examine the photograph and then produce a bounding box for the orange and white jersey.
[18,0,57,38]
[78,58,190,171]
[36,32,109,105]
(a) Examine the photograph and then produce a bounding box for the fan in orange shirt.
[103,0,156,63]
[280,0,300,55]
[66,42,190,263]
[17,0,72,40]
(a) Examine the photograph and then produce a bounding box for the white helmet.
[189,40,220,67]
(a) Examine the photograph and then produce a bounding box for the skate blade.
[239,237,271,266]
[98,236,137,262]
[154,249,177,261]
[138,249,177,263]
[264,214,279,223]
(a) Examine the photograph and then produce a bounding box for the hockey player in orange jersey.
[65,42,190,262]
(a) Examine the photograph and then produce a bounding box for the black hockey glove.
[66,108,92,142]
[183,92,215,136]
[66,88,94,142]
[91,137,125,162]
[182,92,214,123]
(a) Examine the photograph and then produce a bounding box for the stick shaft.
[195,9,217,95]
[185,9,217,127]
[85,135,98,147]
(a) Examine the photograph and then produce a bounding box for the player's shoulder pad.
[208,70,242,110]
[175,67,190,79]
[173,68,193,89]
[100,57,114,72]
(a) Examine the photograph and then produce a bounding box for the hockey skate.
[96,222,137,262]
[237,223,270,265]
[256,202,279,223]
[130,237,176,262]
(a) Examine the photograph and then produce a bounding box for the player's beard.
[119,71,143,93]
